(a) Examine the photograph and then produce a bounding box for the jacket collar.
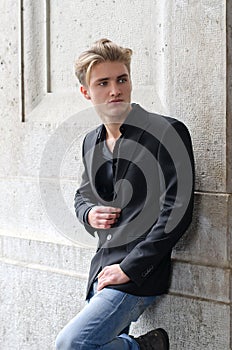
[87,104,150,194]
[96,103,150,141]
[93,104,150,183]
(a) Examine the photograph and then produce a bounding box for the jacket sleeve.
[120,120,195,286]
[74,136,97,236]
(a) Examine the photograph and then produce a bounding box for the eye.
[118,77,127,84]
[98,81,108,86]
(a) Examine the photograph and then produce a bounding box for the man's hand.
[97,264,130,291]
[88,206,121,229]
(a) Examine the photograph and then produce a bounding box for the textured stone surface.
[160,0,227,193]
[18,0,227,192]
[173,193,230,267]
[1,233,230,304]
[131,294,230,350]
[0,0,231,349]
[49,0,161,91]
[0,235,94,276]
[226,0,232,193]
[0,248,231,350]
[0,233,230,310]
[0,260,87,350]
[0,0,19,123]
[0,177,230,255]
[170,261,230,303]
[229,195,232,269]
[3,256,229,350]
[0,177,97,247]
[22,0,46,115]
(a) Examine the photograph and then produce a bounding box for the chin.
[94,102,131,122]
[106,102,131,119]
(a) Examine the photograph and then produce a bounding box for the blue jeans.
[55,281,156,350]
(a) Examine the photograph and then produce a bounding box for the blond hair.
[75,38,133,86]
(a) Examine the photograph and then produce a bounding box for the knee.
[55,329,91,350]
[55,332,98,350]
[55,331,67,350]
[55,331,80,350]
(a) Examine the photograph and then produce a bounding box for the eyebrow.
[94,73,129,84]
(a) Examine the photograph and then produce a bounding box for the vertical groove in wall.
[226,0,232,339]
[229,217,232,350]
[226,7,232,345]
[46,0,51,93]
[226,0,232,338]
[226,3,231,346]
[227,0,232,194]
[19,0,25,122]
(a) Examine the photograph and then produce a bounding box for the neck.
[99,103,132,129]
[104,123,122,153]
[105,123,121,139]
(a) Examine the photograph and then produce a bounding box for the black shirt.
[95,140,115,201]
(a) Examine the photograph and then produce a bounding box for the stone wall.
[0,1,231,349]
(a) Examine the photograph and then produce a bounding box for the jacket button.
[107,234,112,240]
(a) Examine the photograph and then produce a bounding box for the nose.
[110,82,121,96]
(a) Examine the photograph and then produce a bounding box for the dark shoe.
[133,328,169,350]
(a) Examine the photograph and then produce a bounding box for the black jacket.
[74,104,195,297]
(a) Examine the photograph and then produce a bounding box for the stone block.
[174,193,230,267]
[12,0,227,194]
[229,195,232,269]
[22,0,47,115]
[0,235,95,276]
[131,294,230,350]
[0,1,231,349]
[0,260,87,350]
[0,177,95,247]
[170,261,230,303]
[0,119,87,179]
[227,0,232,193]
[49,1,160,91]
[0,0,19,123]
[0,180,230,266]
[1,255,230,350]
[160,0,227,193]
[1,233,230,304]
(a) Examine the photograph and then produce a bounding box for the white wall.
[0,1,231,349]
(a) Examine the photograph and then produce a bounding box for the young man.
[55,39,195,350]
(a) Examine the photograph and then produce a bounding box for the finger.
[96,213,120,220]
[97,218,118,225]
[93,218,118,229]
[96,206,121,214]
[96,225,111,229]
[97,267,108,279]
[95,214,119,223]
[98,272,103,279]
[95,220,116,229]
[97,276,105,290]
[97,218,116,223]
[97,277,111,291]
[97,281,105,291]
[93,223,112,229]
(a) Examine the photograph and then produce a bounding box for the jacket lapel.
[114,104,150,188]
[85,104,151,200]
[84,125,103,189]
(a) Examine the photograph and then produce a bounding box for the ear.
[80,85,91,100]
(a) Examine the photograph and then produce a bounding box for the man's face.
[81,61,132,121]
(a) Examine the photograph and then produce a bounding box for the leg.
[55,286,156,350]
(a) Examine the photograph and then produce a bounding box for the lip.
[108,99,124,103]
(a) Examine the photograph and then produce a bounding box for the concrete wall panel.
[0,0,231,349]
[131,294,230,350]
[174,193,230,267]
[0,261,87,350]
